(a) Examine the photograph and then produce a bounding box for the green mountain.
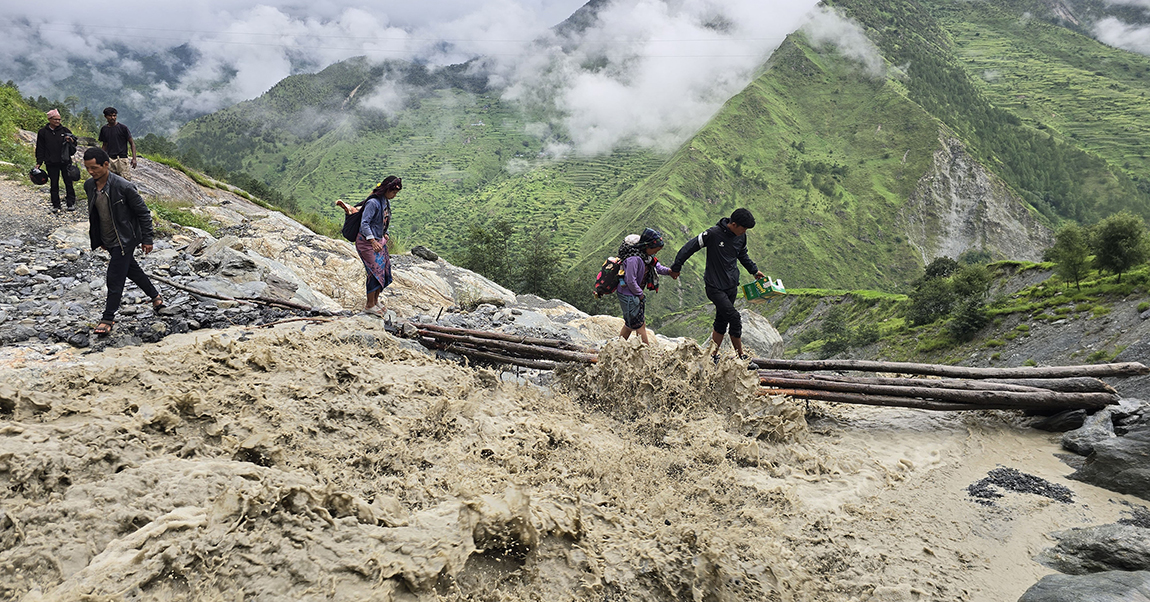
[171,0,1150,323]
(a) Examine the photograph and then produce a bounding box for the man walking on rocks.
[98,107,137,181]
[82,147,163,335]
[34,109,78,212]
[669,208,765,362]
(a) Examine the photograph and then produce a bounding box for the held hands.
[669,271,680,279]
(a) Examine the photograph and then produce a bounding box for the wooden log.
[758,370,1116,395]
[418,337,557,370]
[759,388,1018,412]
[417,330,598,364]
[412,323,596,353]
[759,370,1058,393]
[982,377,1117,394]
[749,357,1149,379]
[758,375,1118,410]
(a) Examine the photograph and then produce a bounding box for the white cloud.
[1095,16,1150,56]
[0,0,826,156]
[799,6,885,78]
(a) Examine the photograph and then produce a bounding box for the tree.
[819,305,853,358]
[1091,211,1149,283]
[455,219,514,286]
[516,231,561,298]
[948,297,990,342]
[906,277,954,326]
[952,264,992,300]
[923,256,959,280]
[1049,223,1090,290]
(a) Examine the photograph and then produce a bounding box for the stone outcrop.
[1069,429,1150,501]
[1037,524,1150,574]
[904,134,1052,263]
[1017,570,1150,602]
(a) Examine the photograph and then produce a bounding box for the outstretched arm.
[670,230,708,276]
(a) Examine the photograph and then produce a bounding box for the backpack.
[340,199,370,242]
[593,256,625,298]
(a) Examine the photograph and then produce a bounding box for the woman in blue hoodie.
[355,176,401,315]
[617,228,675,344]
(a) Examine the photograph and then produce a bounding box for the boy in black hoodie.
[669,208,765,361]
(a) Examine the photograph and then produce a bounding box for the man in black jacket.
[82,147,163,335]
[669,208,765,361]
[34,109,78,212]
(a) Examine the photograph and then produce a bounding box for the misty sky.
[1,0,884,154]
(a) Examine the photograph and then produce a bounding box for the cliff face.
[903,135,1053,264]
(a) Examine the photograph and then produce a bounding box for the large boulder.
[740,310,784,359]
[1036,524,1150,574]
[1017,571,1150,602]
[1069,429,1150,501]
[1062,408,1117,456]
[190,235,341,311]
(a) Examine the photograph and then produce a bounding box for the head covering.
[46,109,60,119]
[638,228,664,249]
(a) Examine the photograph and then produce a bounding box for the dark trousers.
[706,285,742,338]
[44,162,76,209]
[104,245,159,322]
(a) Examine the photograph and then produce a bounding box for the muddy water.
[0,320,1143,601]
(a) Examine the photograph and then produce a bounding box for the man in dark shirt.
[669,208,765,362]
[34,109,78,212]
[98,107,137,181]
[82,147,163,335]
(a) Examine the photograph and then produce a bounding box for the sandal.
[94,320,114,336]
[364,305,386,317]
[152,295,166,311]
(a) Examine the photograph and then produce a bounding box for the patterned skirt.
[355,234,392,294]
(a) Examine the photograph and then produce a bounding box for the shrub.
[1138,301,1150,312]
[1024,359,1038,367]
[985,339,1004,347]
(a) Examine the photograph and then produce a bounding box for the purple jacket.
[618,255,671,297]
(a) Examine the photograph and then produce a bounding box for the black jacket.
[85,173,154,250]
[670,217,758,290]
[35,124,76,165]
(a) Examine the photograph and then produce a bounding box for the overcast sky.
[0,0,851,154]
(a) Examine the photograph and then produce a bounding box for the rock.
[1069,429,1150,501]
[410,245,439,261]
[14,264,31,276]
[740,310,784,359]
[1033,410,1087,432]
[1062,409,1116,456]
[1142,309,1150,320]
[1017,570,1150,602]
[1037,524,1150,574]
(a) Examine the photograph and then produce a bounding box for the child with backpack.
[615,228,675,344]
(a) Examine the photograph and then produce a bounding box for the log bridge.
[410,324,1145,413]
[413,323,598,371]
[750,358,1148,412]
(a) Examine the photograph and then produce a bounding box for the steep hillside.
[933,0,1150,189]
[168,0,1150,324]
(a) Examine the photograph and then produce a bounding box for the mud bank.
[0,319,1146,601]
